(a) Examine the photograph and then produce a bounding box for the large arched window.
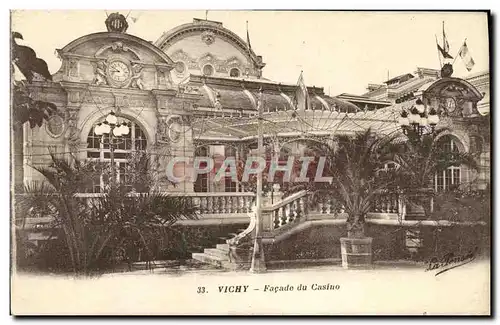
[86,117,148,192]
[434,135,461,191]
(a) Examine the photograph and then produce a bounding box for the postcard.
[10,10,491,315]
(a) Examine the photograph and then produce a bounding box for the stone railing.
[262,190,308,232]
[15,191,256,229]
[184,192,256,215]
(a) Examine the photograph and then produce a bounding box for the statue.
[156,116,169,143]
[93,61,107,86]
[130,63,144,90]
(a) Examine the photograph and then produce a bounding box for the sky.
[11,10,490,96]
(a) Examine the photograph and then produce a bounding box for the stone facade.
[22,16,491,194]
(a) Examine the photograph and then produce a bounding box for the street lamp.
[94,111,130,188]
[250,87,267,273]
[399,100,439,137]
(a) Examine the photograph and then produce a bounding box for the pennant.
[459,41,475,71]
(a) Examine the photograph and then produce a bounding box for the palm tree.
[18,151,199,275]
[393,128,478,191]
[311,128,399,238]
[11,32,57,192]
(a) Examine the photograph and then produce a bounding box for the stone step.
[204,248,230,260]
[216,243,229,251]
[192,253,225,268]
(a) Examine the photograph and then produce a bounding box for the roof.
[191,101,403,141]
[154,18,265,69]
[384,73,415,84]
[184,74,359,113]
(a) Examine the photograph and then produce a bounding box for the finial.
[105,12,129,33]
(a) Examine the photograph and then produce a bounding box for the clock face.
[108,60,131,83]
[445,97,456,112]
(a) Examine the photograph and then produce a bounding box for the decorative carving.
[68,91,80,104]
[157,115,185,144]
[95,41,140,60]
[92,61,108,86]
[111,41,124,52]
[168,121,182,143]
[129,63,144,90]
[441,63,453,78]
[170,50,257,77]
[105,12,129,33]
[45,114,66,138]
[183,85,199,94]
[201,31,216,45]
[157,116,169,143]
[65,109,81,153]
[68,60,79,77]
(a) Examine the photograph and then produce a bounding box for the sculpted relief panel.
[57,35,174,90]
[169,49,257,82]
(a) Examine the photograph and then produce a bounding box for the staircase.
[192,222,254,270]
[192,243,231,269]
[191,189,410,270]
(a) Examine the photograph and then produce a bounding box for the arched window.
[203,64,214,76]
[229,68,240,78]
[434,135,461,191]
[87,117,148,193]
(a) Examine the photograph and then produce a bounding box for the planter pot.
[340,237,373,269]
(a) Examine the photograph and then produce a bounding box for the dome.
[155,18,265,83]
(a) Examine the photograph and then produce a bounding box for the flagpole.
[452,38,467,66]
[435,34,443,68]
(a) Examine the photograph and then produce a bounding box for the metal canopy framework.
[191,103,407,142]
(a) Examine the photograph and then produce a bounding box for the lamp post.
[94,111,130,189]
[398,99,440,138]
[250,87,267,273]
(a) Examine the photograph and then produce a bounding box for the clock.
[106,58,131,87]
[445,97,456,113]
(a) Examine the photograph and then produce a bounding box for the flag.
[437,43,454,59]
[295,72,310,111]
[246,21,252,50]
[459,41,475,71]
[442,22,450,53]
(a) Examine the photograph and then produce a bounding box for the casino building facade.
[19,13,490,266]
[23,14,490,194]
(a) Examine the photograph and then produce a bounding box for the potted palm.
[312,129,398,268]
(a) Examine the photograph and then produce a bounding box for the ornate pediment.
[423,77,484,118]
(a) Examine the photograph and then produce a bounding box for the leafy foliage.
[18,152,199,275]
[431,186,490,223]
[308,129,400,238]
[11,32,57,128]
[392,128,478,190]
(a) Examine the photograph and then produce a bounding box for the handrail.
[262,190,308,212]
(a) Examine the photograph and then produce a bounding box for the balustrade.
[263,190,307,231]
[308,192,343,215]
[371,191,400,214]
[178,192,255,215]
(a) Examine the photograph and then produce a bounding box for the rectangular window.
[452,168,460,187]
[194,146,209,193]
[224,146,237,192]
